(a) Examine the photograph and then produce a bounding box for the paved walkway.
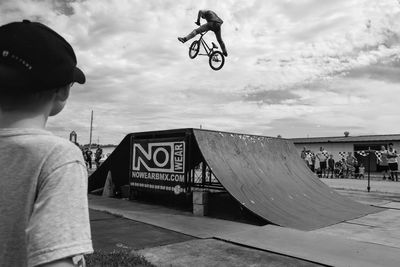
[89,195,259,238]
[217,225,400,267]
[89,190,400,267]
[321,178,400,194]
[311,178,400,252]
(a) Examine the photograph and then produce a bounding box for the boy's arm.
[39,254,85,267]
[38,258,74,267]
[28,159,93,267]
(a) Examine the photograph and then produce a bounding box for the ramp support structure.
[192,190,208,216]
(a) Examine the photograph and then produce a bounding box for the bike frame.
[197,32,215,56]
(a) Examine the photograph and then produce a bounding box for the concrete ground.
[89,195,259,238]
[314,179,400,249]
[321,177,400,194]
[138,239,322,267]
[90,209,323,266]
[89,179,400,267]
[217,224,400,267]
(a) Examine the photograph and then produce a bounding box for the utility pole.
[89,110,93,149]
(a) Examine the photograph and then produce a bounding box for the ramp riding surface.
[193,129,381,231]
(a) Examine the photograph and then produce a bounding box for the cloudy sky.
[1,0,400,144]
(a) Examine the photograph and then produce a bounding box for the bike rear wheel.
[189,41,200,59]
[209,51,225,70]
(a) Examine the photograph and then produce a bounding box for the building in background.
[69,131,77,144]
[290,133,400,172]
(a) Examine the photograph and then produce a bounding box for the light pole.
[367,147,371,192]
[89,110,93,149]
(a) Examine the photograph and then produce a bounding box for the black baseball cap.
[0,20,85,92]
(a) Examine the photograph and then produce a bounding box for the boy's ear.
[55,85,71,102]
[48,84,71,117]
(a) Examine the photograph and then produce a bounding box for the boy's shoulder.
[37,132,84,164]
[1,128,83,163]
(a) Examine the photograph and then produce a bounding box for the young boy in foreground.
[0,20,93,266]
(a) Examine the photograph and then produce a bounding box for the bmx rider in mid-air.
[178,9,228,57]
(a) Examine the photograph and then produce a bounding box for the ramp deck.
[193,129,381,230]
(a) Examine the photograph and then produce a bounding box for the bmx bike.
[188,31,225,71]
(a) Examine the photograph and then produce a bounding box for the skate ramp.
[193,129,381,231]
[89,129,381,231]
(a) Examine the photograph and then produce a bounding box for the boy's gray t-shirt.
[0,128,93,267]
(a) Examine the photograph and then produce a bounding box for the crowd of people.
[79,145,103,170]
[301,147,365,179]
[300,144,399,181]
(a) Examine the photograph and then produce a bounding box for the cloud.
[243,86,301,105]
[346,60,400,83]
[1,0,400,144]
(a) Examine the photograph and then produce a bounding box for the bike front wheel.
[209,51,225,71]
[189,41,200,59]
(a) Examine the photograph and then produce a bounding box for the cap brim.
[73,67,85,84]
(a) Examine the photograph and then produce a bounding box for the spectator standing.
[340,158,347,178]
[305,151,315,172]
[354,158,360,179]
[358,163,365,179]
[327,155,335,178]
[85,148,93,169]
[378,145,389,180]
[94,145,103,169]
[387,143,398,181]
[311,152,316,172]
[314,153,321,177]
[301,147,307,162]
[316,147,328,178]
[0,20,92,267]
[345,152,356,178]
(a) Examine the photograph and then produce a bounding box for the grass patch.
[86,250,155,267]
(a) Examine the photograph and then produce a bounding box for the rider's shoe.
[178,37,186,43]
[223,51,228,57]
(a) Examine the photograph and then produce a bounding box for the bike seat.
[212,42,219,49]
